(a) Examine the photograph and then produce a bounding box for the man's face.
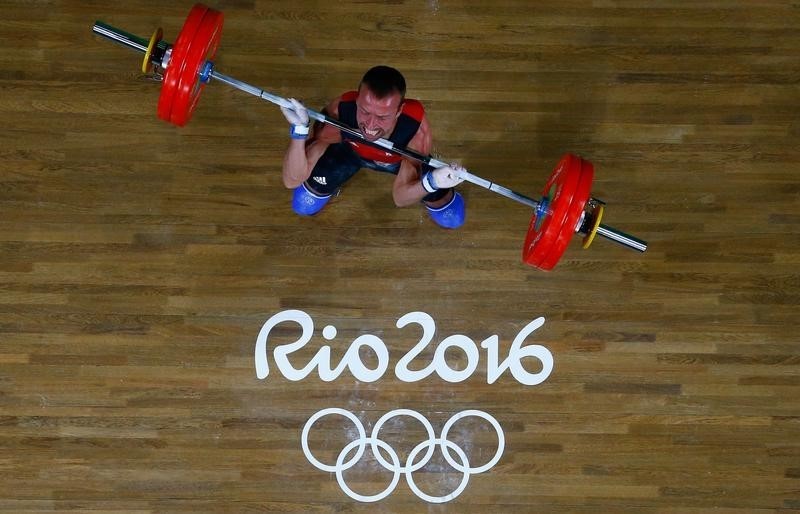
[354,85,402,141]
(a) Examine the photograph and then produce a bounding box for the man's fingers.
[288,98,309,124]
[280,98,309,127]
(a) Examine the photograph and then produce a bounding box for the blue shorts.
[304,142,449,202]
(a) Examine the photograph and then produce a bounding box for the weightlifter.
[279,65,467,228]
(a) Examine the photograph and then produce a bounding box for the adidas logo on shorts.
[313,176,327,186]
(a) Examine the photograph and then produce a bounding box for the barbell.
[92,3,648,271]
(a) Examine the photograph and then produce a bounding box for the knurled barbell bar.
[92,3,648,271]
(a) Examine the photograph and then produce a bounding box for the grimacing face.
[354,85,403,141]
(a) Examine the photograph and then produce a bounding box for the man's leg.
[364,161,466,229]
[292,143,362,216]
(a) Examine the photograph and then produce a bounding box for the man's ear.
[396,101,404,118]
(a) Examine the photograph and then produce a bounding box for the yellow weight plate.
[142,27,163,74]
[582,204,604,249]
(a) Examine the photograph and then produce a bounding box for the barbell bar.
[92,4,648,270]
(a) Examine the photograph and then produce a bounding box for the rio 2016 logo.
[254,310,553,385]
[253,310,553,503]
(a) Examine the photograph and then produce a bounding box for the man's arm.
[281,98,342,189]
[391,115,434,207]
[392,116,465,207]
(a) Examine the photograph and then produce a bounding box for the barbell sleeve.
[595,225,648,252]
[92,22,149,53]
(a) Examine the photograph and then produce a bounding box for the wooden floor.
[1,1,799,512]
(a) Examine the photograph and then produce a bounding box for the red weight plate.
[157,3,209,123]
[536,158,594,270]
[522,154,583,269]
[170,8,223,126]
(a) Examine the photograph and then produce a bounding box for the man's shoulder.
[400,98,425,121]
[340,90,359,102]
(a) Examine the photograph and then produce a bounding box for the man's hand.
[421,163,466,192]
[280,98,310,139]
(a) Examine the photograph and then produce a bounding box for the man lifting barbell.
[92,3,648,270]
[279,65,468,229]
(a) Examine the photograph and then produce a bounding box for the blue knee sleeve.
[292,182,331,216]
[426,192,465,229]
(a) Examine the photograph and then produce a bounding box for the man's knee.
[292,182,332,216]
[425,191,465,229]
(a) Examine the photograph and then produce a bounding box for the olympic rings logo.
[301,408,505,503]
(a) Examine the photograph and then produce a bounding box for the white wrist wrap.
[290,124,310,139]
[421,171,438,193]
